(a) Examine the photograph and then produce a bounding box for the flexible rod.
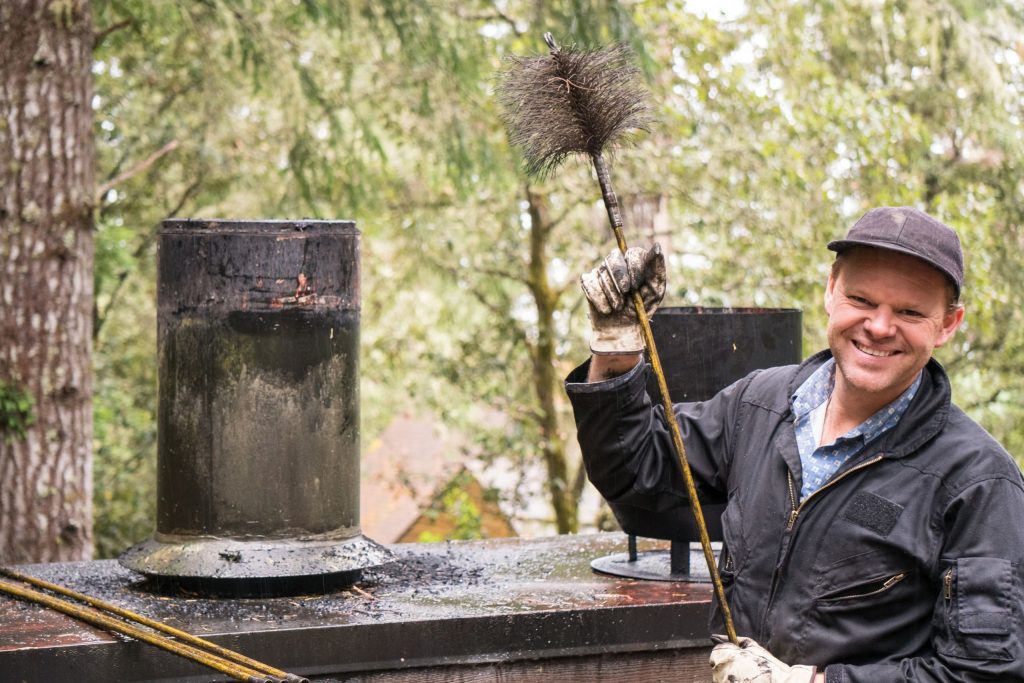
[0,571,308,683]
[592,151,739,644]
[0,567,305,683]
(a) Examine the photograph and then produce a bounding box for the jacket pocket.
[937,557,1016,661]
[813,566,914,629]
[817,572,906,604]
[803,554,924,664]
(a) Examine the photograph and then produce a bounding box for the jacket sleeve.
[564,358,752,511]
[824,474,1024,683]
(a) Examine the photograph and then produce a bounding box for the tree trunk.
[0,0,95,563]
[525,187,578,534]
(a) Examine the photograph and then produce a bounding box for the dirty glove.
[580,244,666,354]
[710,635,816,683]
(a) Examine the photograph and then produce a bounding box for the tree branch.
[474,264,528,284]
[93,19,134,50]
[963,386,1005,412]
[94,175,202,340]
[95,140,180,202]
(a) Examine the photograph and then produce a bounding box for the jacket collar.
[784,349,952,459]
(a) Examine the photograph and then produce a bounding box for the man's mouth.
[853,340,897,357]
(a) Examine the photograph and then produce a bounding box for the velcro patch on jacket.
[843,491,903,536]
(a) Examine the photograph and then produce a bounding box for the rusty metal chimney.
[120,219,392,595]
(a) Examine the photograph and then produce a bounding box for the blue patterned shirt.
[791,359,922,501]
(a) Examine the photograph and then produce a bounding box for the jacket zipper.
[760,454,886,637]
[820,572,906,602]
[786,455,885,530]
[786,475,799,530]
[944,567,953,600]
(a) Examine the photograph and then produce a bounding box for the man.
[565,207,1024,682]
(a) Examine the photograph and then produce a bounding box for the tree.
[0,0,96,563]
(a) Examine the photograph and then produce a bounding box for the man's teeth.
[855,342,895,357]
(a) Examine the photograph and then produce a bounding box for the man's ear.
[934,305,965,349]
[824,271,837,316]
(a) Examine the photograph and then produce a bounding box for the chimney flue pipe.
[120,219,392,595]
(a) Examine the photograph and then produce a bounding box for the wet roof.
[1,533,713,681]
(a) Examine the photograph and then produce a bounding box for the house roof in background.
[360,414,465,544]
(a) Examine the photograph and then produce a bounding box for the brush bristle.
[496,38,652,178]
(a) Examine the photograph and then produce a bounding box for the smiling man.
[565,207,1024,682]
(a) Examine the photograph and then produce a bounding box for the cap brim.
[826,238,961,296]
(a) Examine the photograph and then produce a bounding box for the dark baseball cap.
[827,206,964,297]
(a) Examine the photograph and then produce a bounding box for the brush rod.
[0,567,305,682]
[591,151,738,644]
[0,577,277,682]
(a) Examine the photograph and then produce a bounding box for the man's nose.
[864,308,896,337]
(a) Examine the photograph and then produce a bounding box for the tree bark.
[0,0,95,562]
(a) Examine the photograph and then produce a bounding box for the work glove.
[710,635,817,683]
[580,244,666,354]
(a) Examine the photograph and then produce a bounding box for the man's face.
[825,247,964,411]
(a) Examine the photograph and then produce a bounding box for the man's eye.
[849,296,871,305]
[901,309,924,318]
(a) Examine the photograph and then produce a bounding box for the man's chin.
[836,359,895,391]
[840,365,915,399]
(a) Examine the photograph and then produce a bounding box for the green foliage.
[86,0,1024,555]
[91,262,157,559]
[0,380,35,444]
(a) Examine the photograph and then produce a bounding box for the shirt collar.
[791,358,924,444]
[791,358,835,419]
[854,371,923,444]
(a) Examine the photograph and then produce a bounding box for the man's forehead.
[835,254,951,307]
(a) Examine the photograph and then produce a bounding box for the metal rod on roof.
[0,569,307,683]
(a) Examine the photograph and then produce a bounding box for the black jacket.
[566,351,1024,682]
